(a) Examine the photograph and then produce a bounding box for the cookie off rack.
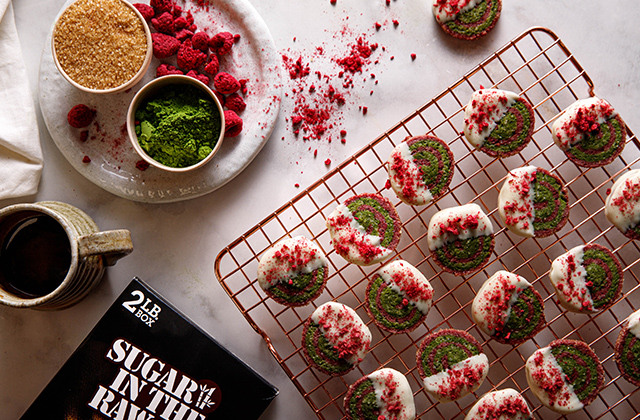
[214,27,640,420]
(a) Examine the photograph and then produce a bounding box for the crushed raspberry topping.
[555,98,615,148]
[611,176,640,215]
[316,304,369,359]
[530,350,574,408]
[465,89,511,136]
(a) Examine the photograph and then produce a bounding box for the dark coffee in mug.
[0,211,71,298]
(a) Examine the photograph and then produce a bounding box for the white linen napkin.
[0,0,43,200]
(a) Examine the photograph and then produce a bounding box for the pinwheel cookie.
[549,244,623,313]
[498,166,570,238]
[257,236,329,307]
[416,329,489,403]
[605,168,640,240]
[552,97,626,167]
[463,88,534,158]
[387,135,455,206]
[302,302,372,376]
[525,339,604,414]
[464,388,532,420]
[344,368,416,420]
[615,309,640,387]
[326,193,402,266]
[365,260,434,333]
[432,0,501,40]
[472,270,545,345]
[427,203,494,275]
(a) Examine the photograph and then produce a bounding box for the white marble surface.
[2,0,640,419]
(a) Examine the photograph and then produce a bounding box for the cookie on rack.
[551,97,626,168]
[497,166,570,238]
[431,0,502,41]
[257,236,329,307]
[344,368,416,420]
[365,259,434,333]
[464,388,532,420]
[302,301,372,376]
[387,135,455,206]
[326,193,402,266]
[463,88,535,158]
[427,203,494,275]
[605,168,640,240]
[614,309,640,387]
[525,339,604,414]
[549,243,623,313]
[472,270,545,345]
[416,328,490,403]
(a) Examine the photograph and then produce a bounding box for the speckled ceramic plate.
[39,0,282,203]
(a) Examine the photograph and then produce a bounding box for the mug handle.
[77,229,134,266]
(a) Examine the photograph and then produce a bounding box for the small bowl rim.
[126,75,226,173]
[51,0,153,95]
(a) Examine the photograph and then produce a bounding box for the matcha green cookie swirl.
[436,0,502,41]
[346,195,401,249]
[550,340,603,405]
[583,244,623,310]
[366,275,425,333]
[433,236,494,275]
[501,287,545,344]
[345,378,379,420]
[565,116,625,167]
[482,99,534,157]
[615,310,640,387]
[303,322,353,375]
[532,170,569,237]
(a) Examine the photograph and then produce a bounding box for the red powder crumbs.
[325,159,332,165]
[135,160,150,171]
[411,53,416,60]
[67,104,96,128]
[392,19,399,27]
[224,110,243,137]
[330,0,337,4]
[82,155,91,163]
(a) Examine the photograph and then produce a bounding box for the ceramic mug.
[0,201,133,310]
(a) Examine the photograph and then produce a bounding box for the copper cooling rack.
[214,27,640,419]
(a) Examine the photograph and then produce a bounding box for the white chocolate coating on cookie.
[369,368,416,420]
[326,203,393,265]
[464,388,532,420]
[472,271,531,336]
[427,203,493,251]
[422,354,489,403]
[605,169,640,233]
[525,347,583,414]
[257,236,328,290]
[432,0,482,23]
[311,302,371,365]
[498,166,537,237]
[464,89,520,148]
[378,260,434,315]
[549,245,594,313]
[388,141,434,206]
[552,97,617,150]
[626,308,640,339]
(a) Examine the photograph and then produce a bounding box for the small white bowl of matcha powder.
[127,75,225,172]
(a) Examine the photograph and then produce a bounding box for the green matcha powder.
[135,85,222,168]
